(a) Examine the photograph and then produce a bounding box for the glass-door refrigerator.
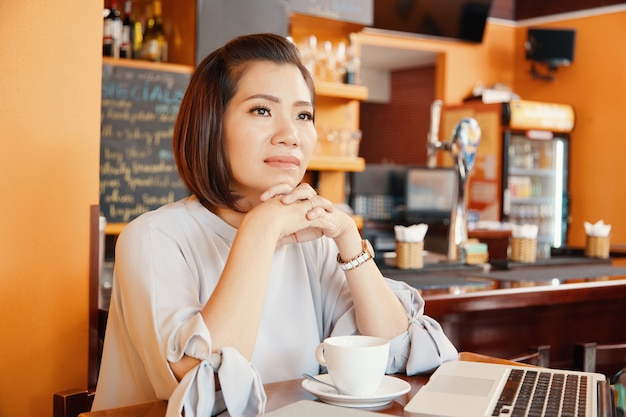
[502,130,570,259]
[441,99,575,259]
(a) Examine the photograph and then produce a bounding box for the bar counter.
[98,254,626,371]
[382,255,626,370]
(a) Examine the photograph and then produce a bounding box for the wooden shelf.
[102,56,193,73]
[306,157,365,204]
[315,81,368,100]
[308,156,365,172]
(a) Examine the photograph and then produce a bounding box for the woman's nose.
[272,119,300,147]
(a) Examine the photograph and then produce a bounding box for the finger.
[307,195,334,214]
[299,198,314,216]
[305,205,337,230]
[280,183,317,204]
[308,217,337,236]
[260,183,295,201]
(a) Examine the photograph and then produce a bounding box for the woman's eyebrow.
[294,100,313,107]
[245,93,279,103]
[245,94,312,108]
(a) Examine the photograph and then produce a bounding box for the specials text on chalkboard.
[100,59,192,225]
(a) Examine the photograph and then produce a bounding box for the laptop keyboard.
[492,369,588,417]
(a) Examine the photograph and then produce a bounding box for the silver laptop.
[404,360,615,417]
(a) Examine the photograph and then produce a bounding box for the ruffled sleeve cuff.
[384,278,459,375]
[405,315,459,375]
[165,313,266,417]
[166,347,266,417]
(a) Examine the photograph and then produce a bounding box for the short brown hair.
[172,33,316,212]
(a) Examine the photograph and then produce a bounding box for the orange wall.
[511,9,626,247]
[0,2,102,417]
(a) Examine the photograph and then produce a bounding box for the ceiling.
[359,28,440,71]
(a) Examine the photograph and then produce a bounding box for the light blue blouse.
[92,196,458,416]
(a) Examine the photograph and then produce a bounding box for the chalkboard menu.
[100,59,192,224]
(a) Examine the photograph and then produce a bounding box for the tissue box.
[396,241,424,269]
[510,237,537,263]
[585,235,610,259]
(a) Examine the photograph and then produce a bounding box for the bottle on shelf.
[345,33,361,85]
[142,3,154,53]
[299,35,317,77]
[316,40,336,82]
[335,41,347,83]
[103,0,122,58]
[132,7,143,59]
[119,0,133,59]
[141,0,168,62]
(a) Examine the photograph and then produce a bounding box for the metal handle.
[426,99,443,168]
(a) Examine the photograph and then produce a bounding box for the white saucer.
[301,374,411,408]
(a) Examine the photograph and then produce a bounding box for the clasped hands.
[258,183,353,247]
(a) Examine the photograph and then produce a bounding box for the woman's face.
[223,61,317,203]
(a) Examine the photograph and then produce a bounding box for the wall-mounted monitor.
[371,0,493,43]
[405,166,457,222]
[525,28,576,69]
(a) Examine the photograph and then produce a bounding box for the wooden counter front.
[422,275,626,370]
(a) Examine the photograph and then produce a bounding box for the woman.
[92,33,458,416]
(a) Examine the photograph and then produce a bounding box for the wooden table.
[263,374,428,416]
[78,353,518,417]
[77,375,427,417]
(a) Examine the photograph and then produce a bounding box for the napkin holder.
[396,241,424,269]
[510,237,537,263]
[585,235,610,259]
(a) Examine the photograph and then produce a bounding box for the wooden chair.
[573,341,626,378]
[53,206,100,417]
[460,345,551,368]
[508,345,551,368]
[53,389,95,417]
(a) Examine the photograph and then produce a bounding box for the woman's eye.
[251,106,271,116]
[298,111,314,121]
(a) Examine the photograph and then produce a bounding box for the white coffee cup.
[315,335,390,397]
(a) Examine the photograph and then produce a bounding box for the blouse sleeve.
[311,239,458,375]
[114,219,266,417]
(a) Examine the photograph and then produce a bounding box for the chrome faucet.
[426,100,481,261]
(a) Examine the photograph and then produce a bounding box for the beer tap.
[448,117,481,257]
[425,100,481,260]
[426,100,445,168]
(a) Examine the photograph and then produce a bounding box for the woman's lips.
[264,155,301,169]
